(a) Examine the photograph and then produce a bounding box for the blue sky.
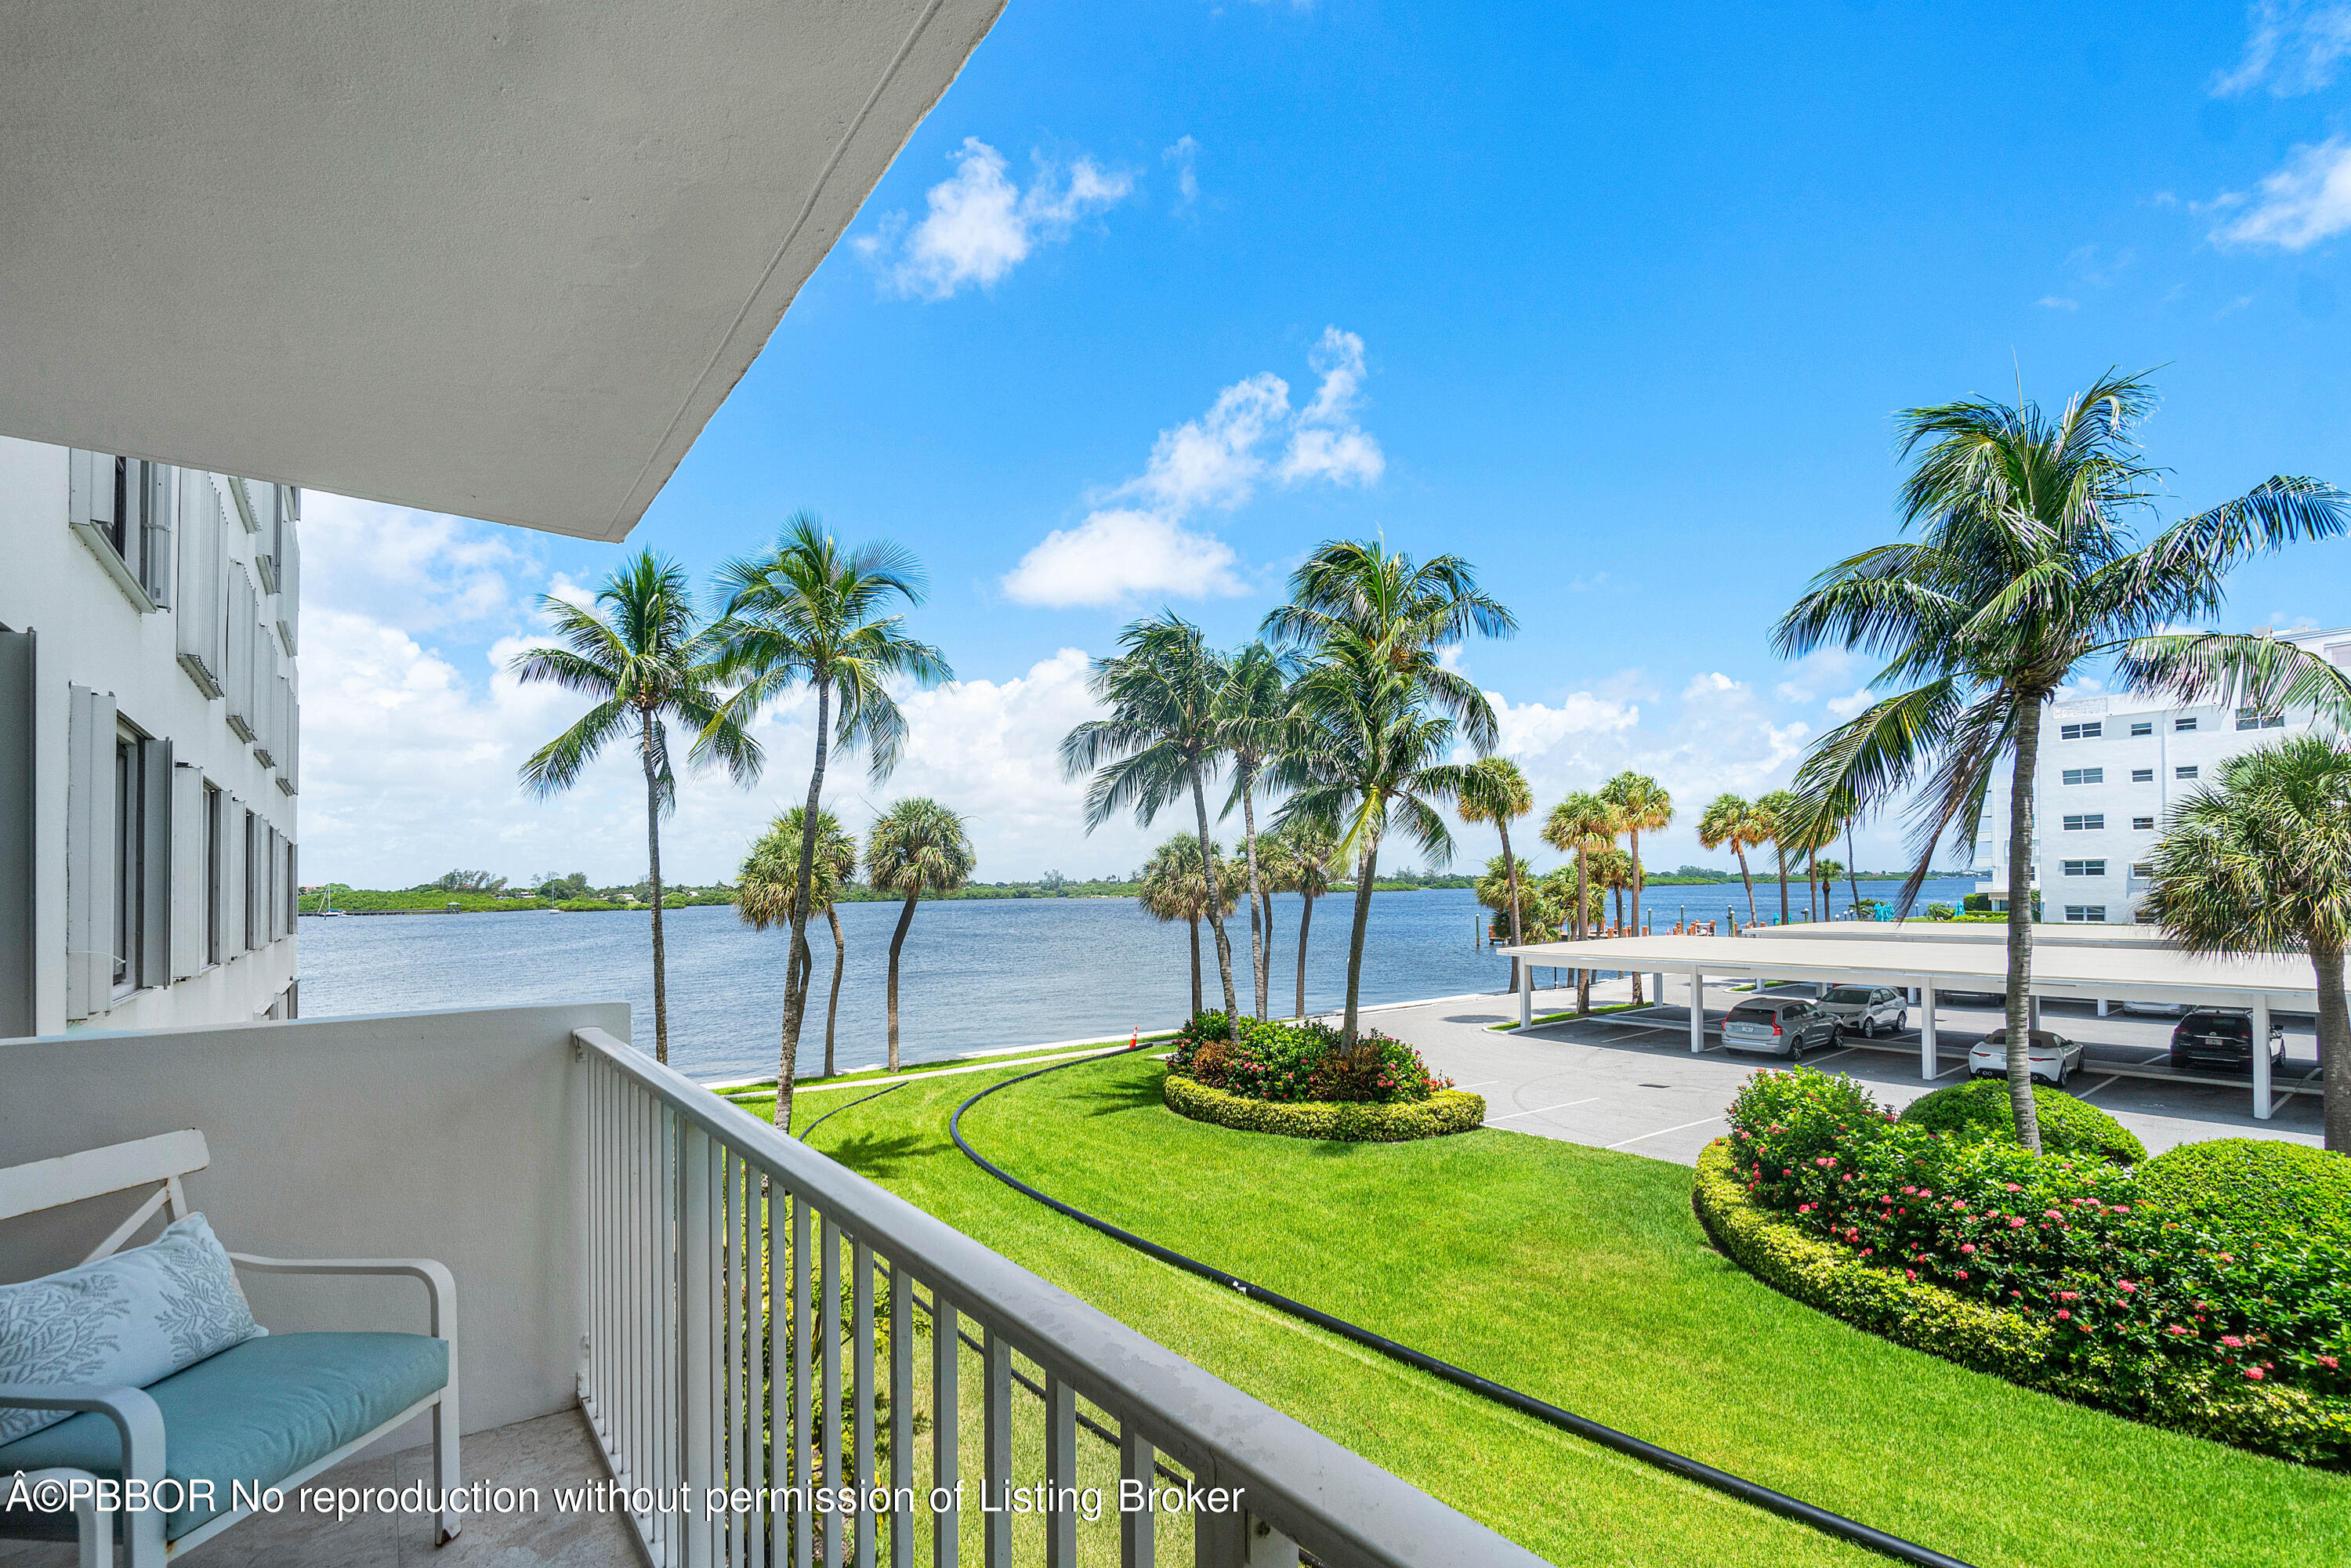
[300,0,2351,887]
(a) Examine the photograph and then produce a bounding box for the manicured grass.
[733,1054,2351,1567]
[712,1035,1175,1102]
[1489,1000,1648,1030]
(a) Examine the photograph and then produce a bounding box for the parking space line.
[1607,1115,1722,1150]
[2069,1074,2121,1102]
[1485,1097,1603,1123]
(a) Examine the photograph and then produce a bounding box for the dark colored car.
[2169,1009,2286,1074]
[1719,996,1843,1058]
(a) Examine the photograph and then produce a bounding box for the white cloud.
[2038,295,2081,310]
[1002,329,1386,607]
[2213,2,2351,96]
[857,138,1133,300]
[1164,136,1199,211]
[1824,688,1875,719]
[2208,136,2351,249]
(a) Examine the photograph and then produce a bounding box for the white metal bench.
[0,1130,459,1566]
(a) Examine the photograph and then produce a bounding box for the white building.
[0,446,302,1035]
[1972,625,2351,922]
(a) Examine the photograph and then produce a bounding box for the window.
[2060,859,2106,877]
[2175,716,2198,732]
[114,737,140,991]
[2132,816,2154,831]
[2060,721,2103,740]
[2063,905,2108,922]
[243,811,259,952]
[68,453,175,610]
[2129,721,2153,737]
[2236,708,2286,730]
[204,784,223,966]
[2132,862,2154,877]
[2061,767,2103,785]
[2177,765,2198,780]
[2132,768,2154,783]
[2061,813,2104,831]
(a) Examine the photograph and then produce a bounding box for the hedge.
[2136,1139,2351,1248]
[1694,1139,2351,1465]
[1902,1078,2147,1164]
[1163,1072,1486,1143]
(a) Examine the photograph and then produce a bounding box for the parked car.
[2169,1009,2287,1075]
[1969,1027,2086,1087]
[1815,984,1908,1037]
[2117,999,2189,1019]
[1719,997,1844,1058]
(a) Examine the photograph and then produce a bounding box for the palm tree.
[737,807,857,1077]
[1813,856,1846,918]
[1773,368,2346,1151]
[1216,641,1291,1019]
[708,514,950,1126]
[1697,792,1771,926]
[866,798,975,1072]
[1590,846,1636,935]
[1273,818,1338,1019]
[2144,736,2351,1150]
[1265,541,1513,1044]
[1458,757,1535,992]
[1544,789,1617,1013]
[1063,616,1244,1034]
[1599,772,1672,1000]
[1755,788,1800,925]
[1139,834,1236,1016]
[512,551,758,1063]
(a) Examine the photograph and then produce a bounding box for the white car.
[1969,1027,2087,1087]
[1815,985,1907,1037]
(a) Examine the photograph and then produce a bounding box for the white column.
[1519,954,1533,1027]
[1651,970,1663,1005]
[1690,969,1705,1054]
[2028,995,2041,1033]
[2096,998,2109,1017]
[1909,986,1920,1006]
[2254,995,2273,1121]
[1920,977,1938,1081]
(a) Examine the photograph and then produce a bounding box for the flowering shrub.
[1722,1067,2351,1436]
[1167,1012,1449,1104]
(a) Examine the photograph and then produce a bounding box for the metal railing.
[574,1027,1540,1568]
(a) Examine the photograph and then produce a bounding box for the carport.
[1495,932,2334,1121]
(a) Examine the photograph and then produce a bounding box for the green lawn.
[732,1053,2350,1566]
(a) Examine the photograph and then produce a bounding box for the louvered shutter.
[68,451,117,537]
[174,482,226,696]
[140,738,172,990]
[65,685,118,1020]
[171,763,206,979]
[222,798,247,958]
[142,465,175,607]
[226,564,257,741]
[274,495,299,654]
[0,628,33,1037]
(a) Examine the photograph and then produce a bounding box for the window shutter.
[0,628,33,1037]
[274,498,299,654]
[142,465,176,607]
[226,563,257,741]
[68,450,116,534]
[141,737,172,990]
[65,685,118,1021]
[252,632,280,767]
[222,798,247,958]
[266,825,284,942]
[273,672,295,792]
[284,841,298,936]
[171,762,206,980]
[175,481,227,696]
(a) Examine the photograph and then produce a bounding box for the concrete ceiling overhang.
[0,0,1004,541]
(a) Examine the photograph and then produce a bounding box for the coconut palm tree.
[1215,640,1292,1019]
[1458,757,1535,991]
[1599,772,1672,1000]
[1590,846,1636,935]
[1252,827,1297,990]
[1544,790,1617,1013]
[513,551,759,1064]
[1697,792,1772,927]
[1755,788,1800,925]
[1272,817,1338,1019]
[2144,736,2351,1150]
[1139,834,1236,1016]
[1813,856,1846,918]
[1063,616,1243,1036]
[708,514,950,1124]
[1773,368,2346,1151]
[737,807,857,1077]
[866,798,975,1073]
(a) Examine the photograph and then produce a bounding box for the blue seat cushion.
[0,1331,447,1541]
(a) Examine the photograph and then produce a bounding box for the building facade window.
[2236,709,2286,730]
[2060,859,2106,877]
[204,783,223,966]
[2177,765,2198,780]
[2061,813,2104,830]
[243,810,259,951]
[2129,721,2153,737]
[2060,721,2103,740]
[2132,862,2154,877]
[2061,768,2103,785]
[114,735,141,992]
[2064,905,2107,922]
[2132,816,2154,831]
[2175,716,2198,732]
[2132,767,2154,782]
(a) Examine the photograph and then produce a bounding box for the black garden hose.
[939,1051,1977,1568]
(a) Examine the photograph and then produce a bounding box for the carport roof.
[1497,933,2334,1010]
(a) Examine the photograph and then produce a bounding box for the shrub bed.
[2135,1139,2351,1248]
[1704,1067,2351,1465]
[1162,1012,1481,1142]
[1164,1072,1487,1142]
[1901,1078,2146,1164]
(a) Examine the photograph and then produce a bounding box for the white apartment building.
[0,442,301,1036]
[1972,625,2351,922]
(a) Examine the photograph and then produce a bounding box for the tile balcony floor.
[0,1407,640,1568]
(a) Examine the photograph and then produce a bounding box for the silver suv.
[1816,985,1907,1038]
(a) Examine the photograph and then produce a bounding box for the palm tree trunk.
[1575,850,1592,1015]
[2003,693,2045,1153]
[824,905,846,1079]
[1294,893,1313,1019]
[886,892,918,1072]
[1776,845,1789,923]
[1736,846,1757,926]
[1189,916,1203,1016]
[1241,783,1269,1019]
[1806,845,1817,922]
[1498,820,1524,994]
[1190,774,1241,1036]
[1845,822,1863,914]
[1340,838,1380,1045]
[1628,827,1643,1003]
[639,713,670,1064]
[772,676,831,1128]
[2311,939,2349,1153]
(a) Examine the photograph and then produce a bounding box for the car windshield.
[1824,987,1871,1003]
[2190,1014,2250,1036]
[1726,1005,1776,1023]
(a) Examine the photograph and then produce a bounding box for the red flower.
[2056,1309,2071,1320]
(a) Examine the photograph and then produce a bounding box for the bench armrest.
[227,1255,456,1340]
[0,1382,165,1485]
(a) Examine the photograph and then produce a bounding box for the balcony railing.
[574,1026,1537,1568]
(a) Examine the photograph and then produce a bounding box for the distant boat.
[313,885,347,917]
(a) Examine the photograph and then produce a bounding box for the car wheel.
[1895,1012,1907,1034]
[1861,1016,1876,1038]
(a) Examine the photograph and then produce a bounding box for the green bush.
[1902,1078,2146,1164]
[2136,1139,2351,1248]
[1167,1012,1447,1104]
[1962,893,1992,912]
[1924,902,1957,921]
[1163,1071,1485,1143]
[1693,1139,2351,1465]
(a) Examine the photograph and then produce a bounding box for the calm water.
[296,877,1983,1081]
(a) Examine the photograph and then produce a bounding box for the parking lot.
[1358,976,2330,1166]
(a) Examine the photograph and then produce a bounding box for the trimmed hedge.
[1902,1078,2147,1164]
[1163,1071,1486,1143]
[1694,1139,2351,1465]
[2137,1139,2351,1248]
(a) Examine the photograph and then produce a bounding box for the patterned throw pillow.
[0,1213,265,1446]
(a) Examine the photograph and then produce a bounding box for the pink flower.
[2009,1218,2027,1229]
[2168,1325,2190,1336]
[2322,1356,2341,1371]
[2117,1280,2136,1293]
[2056,1309,2071,1320]
[1904,1269,1917,1281]
[2005,1183,2023,1193]
[2246,1367,2265,1382]
[2059,1291,2080,1301]
[1954,1269,1969,1279]
[2221,1335,2244,1349]
[1960,1244,1977,1255]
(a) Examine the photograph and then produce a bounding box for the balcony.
[2,1006,1534,1566]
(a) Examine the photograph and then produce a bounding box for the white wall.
[0,436,297,1034]
[0,1001,627,1444]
